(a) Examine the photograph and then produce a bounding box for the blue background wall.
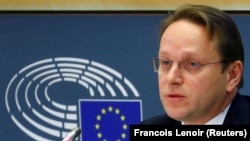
[0,13,249,140]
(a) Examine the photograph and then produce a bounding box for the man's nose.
[164,62,183,85]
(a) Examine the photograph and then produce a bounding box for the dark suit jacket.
[141,93,250,125]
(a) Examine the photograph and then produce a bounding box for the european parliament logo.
[5,57,142,140]
[79,99,142,141]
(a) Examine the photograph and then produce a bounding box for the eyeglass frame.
[152,57,227,74]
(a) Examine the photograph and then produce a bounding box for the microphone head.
[62,127,81,141]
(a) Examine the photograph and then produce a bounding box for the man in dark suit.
[142,94,250,125]
[142,4,250,125]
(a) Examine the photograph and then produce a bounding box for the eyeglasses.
[152,58,226,74]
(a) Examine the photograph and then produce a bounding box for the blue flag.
[79,99,142,141]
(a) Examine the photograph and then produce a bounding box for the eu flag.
[79,99,142,141]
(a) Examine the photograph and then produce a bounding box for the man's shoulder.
[224,93,250,124]
[141,114,180,125]
[242,94,250,103]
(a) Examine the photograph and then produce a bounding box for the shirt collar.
[181,103,231,125]
[205,103,231,125]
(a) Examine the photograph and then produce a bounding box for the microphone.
[62,127,81,141]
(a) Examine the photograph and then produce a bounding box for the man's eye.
[188,61,200,67]
[162,60,172,65]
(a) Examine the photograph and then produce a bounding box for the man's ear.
[226,60,243,93]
